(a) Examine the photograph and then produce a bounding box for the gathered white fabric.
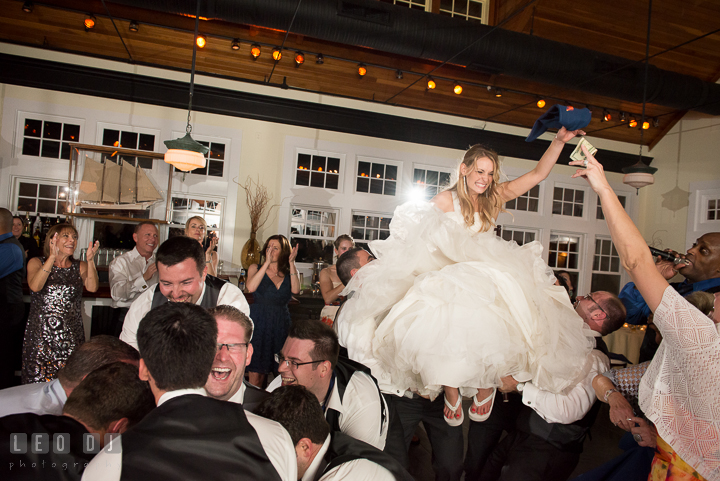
[340,194,594,399]
[639,287,720,481]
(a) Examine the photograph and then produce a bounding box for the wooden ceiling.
[2,0,719,149]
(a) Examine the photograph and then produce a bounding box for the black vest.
[150,274,227,309]
[515,342,609,454]
[241,380,271,413]
[0,235,26,326]
[314,431,414,481]
[325,357,386,437]
[0,413,94,481]
[120,394,282,481]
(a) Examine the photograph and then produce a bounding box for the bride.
[340,127,595,425]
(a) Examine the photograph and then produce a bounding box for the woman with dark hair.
[340,127,594,426]
[185,216,219,277]
[23,223,99,383]
[11,216,41,262]
[555,269,577,303]
[245,234,300,387]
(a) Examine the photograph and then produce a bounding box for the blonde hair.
[448,144,505,232]
[685,291,715,316]
[184,216,207,241]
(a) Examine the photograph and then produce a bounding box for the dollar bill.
[569,137,598,163]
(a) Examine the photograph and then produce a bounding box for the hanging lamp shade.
[622,160,658,191]
[164,133,210,172]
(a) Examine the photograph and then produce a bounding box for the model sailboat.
[78,156,163,211]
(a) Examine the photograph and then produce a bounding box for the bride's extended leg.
[443,386,463,424]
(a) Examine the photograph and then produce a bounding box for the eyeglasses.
[217,343,248,353]
[274,353,326,369]
[584,293,607,317]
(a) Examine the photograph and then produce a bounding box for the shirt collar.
[157,387,207,406]
[226,382,247,404]
[130,246,156,263]
[301,435,331,481]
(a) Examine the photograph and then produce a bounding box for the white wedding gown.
[340,192,594,399]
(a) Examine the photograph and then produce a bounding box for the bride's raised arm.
[498,127,584,204]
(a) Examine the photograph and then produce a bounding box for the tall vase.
[241,232,261,269]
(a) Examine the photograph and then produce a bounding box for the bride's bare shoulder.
[431,190,454,213]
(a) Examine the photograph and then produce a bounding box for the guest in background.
[23,223,99,384]
[245,235,299,388]
[185,216,219,276]
[572,145,719,481]
[1,209,26,389]
[12,215,41,262]
[319,234,355,325]
[555,269,577,304]
[109,222,159,337]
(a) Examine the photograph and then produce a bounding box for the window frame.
[96,122,161,171]
[15,111,85,163]
[354,156,402,197]
[293,148,345,192]
[350,210,393,249]
[499,225,540,246]
[288,204,341,266]
[552,183,589,219]
[167,193,225,241]
[548,231,583,273]
[12,176,71,216]
[170,130,231,180]
[412,163,453,201]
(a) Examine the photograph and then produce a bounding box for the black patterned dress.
[22,257,85,383]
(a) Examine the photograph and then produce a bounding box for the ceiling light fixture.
[316,53,324,64]
[164,1,209,173]
[642,121,650,130]
[231,38,240,50]
[272,48,282,61]
[453,83,463,95]
[196,35,206,48]
[602,110,612,122]
[620,112,627,122]
[358,64,367,76]
[396,70,403,80]
[294,52,304,66]
[628,119,638,128]
[129,20,139,32]
[427,77,436,90]
[250,44,261,59]
[652,118,659,128]
[22,1,33,13]
[495,88,502,98]
[84,15,96,31]
[536,98,546,108]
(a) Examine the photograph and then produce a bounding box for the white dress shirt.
[108,247,157,308]
[302,435,395,481]
[227,382,246,404]
[119,282,250,349]
[0,378,67,417]
[82,388,297,481]
[268,369,389,450]
[520,346,609,424]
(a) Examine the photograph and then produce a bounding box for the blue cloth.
[247,273,292,374]
[619,277,720,325]
[525,104,592,142]
[0,232,24,279]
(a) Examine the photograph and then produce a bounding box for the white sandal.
[443,393,464,427]
[468,388,496,422]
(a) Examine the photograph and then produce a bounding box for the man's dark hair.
[0,208,12,232]
[137,303,218,391]
[287,319,339,370]
[134,221,158,234]
[156,236,205,274]
[63,362,155,431]
[255,385,330,446]
[208,305,254,342]
[598,293,627,336]
[58,335,139,391]
[336,247,365,286]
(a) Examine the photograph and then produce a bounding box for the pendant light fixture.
[623,0,657,193]
[164,0,209,172]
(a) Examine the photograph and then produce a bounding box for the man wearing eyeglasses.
[204,305,270,412]
[267,319,389,451]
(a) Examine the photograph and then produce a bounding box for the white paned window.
[21,117,81,161]
[439,0,487,23]
[413,166,452,200]
[356,159,399,196]
[100,128,157,169]
[351,212,392,250]
[15,179,69,215]
[379,0,429,10]
[500,227,538,246]
[548,232,581,271]
[591,237,622,294]
[295,151,341,190]
[552,187,585,217]
[289,206,339,264]
[168,196,223,243]
[597,195,626,220]
[707,197,720,221]
[505,185,540,212]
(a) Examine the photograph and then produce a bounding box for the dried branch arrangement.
[236,176,280,233]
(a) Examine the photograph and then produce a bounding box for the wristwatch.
[516,382,525,392]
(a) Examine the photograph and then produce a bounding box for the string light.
[642,121,650,130]
[453,83,463,95]
[272,48,282,61]
[602,110,612,122]
[427,77,436,90]
[536,98,546,108]
[629,119,638,128]
[250,44,261,59]
[495,88,502,98]
[358,64,367,76]
[294,52,304,66]
[231,39,240,50]
[84,15,96,30]
[196,35,206,48]
[316,53,324,64]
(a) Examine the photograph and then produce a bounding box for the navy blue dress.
[247,273,292,374]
